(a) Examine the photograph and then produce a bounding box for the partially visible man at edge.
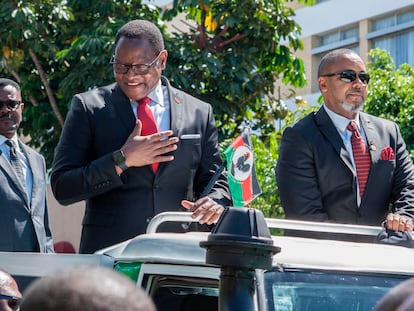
[0,78,53,252]
[50,19,231,254]
[0,270,22,311]
[276,48,414,239]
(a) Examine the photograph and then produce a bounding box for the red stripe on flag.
[242,174,253,206]
[231,136,244,149]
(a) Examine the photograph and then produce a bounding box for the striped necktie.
[347,121,371,198]
[137,97,159,173]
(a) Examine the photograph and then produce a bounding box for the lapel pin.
[369,142,376,151]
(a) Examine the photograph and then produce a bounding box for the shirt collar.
[131,80,165,107]
[0,134,18,147]
[147,80,165,107]
[323,104,361,133]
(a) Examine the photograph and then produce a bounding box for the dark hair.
[0,78,20,92]
[114,19,164,52]
[20,265,156,311]
[317,48,360,77]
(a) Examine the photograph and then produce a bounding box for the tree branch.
[28,48,64,127]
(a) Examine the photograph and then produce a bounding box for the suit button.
[146,217,152,223]
[153,184,159,190]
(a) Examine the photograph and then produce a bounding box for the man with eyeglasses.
[0,269,22,311]
[276,48,414,239]
[0,78,54,253]
[51,19,231,254]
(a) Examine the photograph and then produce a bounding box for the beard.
[340,100,364,113]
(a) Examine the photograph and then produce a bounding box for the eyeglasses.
[0,294,21,311]
[110,50,163,75]
[321,70,370,85]
[0,100,22,111]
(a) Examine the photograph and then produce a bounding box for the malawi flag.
[224,127,261,207]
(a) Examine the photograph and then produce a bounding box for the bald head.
[318,48,362,77]
[0,270,22,311]
[20,265,155,311]
[375,278,414,311]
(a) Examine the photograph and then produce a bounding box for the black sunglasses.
[0,294,21,310]
[110,50,163,75]
[0,100,22,111]
[321,70,370,85]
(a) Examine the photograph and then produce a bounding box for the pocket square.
[180,134,201,140]
[380,147,395,160]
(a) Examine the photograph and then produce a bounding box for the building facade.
[287,0,414,103]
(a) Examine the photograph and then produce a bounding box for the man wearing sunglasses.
[0,270,22,311]
[51,19,231,254]
[276,48,414,239]
[0,78,54,253]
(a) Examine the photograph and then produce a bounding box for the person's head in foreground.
[0,269,22,311]
[20,265,156,311]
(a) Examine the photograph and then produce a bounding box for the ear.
[318,77,328,93]
[160,50,168,69]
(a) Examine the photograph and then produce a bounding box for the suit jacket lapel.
[20,142,40,211]
[315,107,355,174]
[163,76,183,137]
[154,77,185,177]
[0,148,30,210]
[110,83,136,132]
[359,113,381,163]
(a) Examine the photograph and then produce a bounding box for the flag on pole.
[224,127,261,207]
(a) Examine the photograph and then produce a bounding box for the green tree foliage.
[0,0,162,166]
[163,0,308,140]
[1,0,310,170]
[1,0,316,219]
[365,48,414,158]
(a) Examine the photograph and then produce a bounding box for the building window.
[319,27,359,46]
[311,26,359,55]
[368,10,414,67]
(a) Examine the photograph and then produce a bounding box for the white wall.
[47,184,84,253]
[294,0,414,38]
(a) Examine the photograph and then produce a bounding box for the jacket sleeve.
[390,122,414,217]
[50,95,124,206]
[276,125,329,221]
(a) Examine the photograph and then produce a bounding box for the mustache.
[0,112,12,120]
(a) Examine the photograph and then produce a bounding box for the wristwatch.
[112,149,128,172]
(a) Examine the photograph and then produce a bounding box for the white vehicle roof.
[97,212,414,277]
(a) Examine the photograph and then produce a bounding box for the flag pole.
[200,160,227,197]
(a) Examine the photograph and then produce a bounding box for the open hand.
[182,197,224,225]
[122,120,179,167]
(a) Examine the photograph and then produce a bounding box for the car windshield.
[264,269,408,311]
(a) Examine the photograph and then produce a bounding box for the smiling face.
[0,84,24,139]
[113,37,167,101]
[318,53,368,120]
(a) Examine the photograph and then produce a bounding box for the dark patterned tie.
[5,140,25,186]
[137,97,159,173]
[347,121,371,198]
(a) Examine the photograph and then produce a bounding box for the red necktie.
[347,121,371,198]
[137,97,159,173]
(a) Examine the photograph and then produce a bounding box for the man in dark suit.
[276,48,414,234]
[0,78,54,252]
[51,19,231,254]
